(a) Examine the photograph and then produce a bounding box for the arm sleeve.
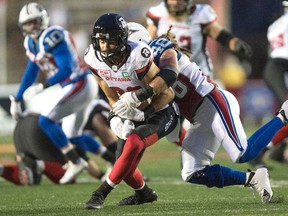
[15,60,39,101]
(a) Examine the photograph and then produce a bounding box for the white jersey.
[267,12,288,60]
[147,3,217,77]
[84,41,153,96]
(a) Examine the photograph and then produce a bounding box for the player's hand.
[9,95,22,121]
[110,116,126,140]
[122,119,135,139]
[116,107,145,122]
[112,92,141,115]
[23,83,44,100]
[233,39,253,60]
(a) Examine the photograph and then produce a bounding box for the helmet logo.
[141,47,151,58]
[118,17,127,29]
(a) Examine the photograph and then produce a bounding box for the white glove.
[23,83,44,101]
[112,92,141,116]
[110,116,126,140]
[122,119,135,139]
[9,95,22,121]
[116,107,145,122]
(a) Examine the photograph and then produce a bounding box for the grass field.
[1,136,288,216]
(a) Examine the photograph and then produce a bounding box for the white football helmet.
[127,22,152,44]
[283,0,288,12]
[18,2,50,38]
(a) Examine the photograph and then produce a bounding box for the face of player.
[166,0,188,16]
[22,18,42,39]
[98,38,118,57]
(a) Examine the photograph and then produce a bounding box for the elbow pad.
[156,67,178,87]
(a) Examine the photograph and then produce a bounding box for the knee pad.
[188,164,224,188]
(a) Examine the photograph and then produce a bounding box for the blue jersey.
[149,37,182,66]
[16,25,88,101]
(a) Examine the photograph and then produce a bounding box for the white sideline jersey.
[267,12,288,60]
[84,41,153,95]
[147,3,217,77]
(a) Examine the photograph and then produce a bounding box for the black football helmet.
[91,13,128,64]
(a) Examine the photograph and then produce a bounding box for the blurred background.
[0,0,284,135]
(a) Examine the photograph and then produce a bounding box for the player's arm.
[146,24,157,39]
[203,21,252,59]
[135,49,178,103]
[48,41,74,86]
[146,10,158,39]
[149,87,175,112]
[15,60,39,101]
[137,60,176,114]
[92,73,119,109]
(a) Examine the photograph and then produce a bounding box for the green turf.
[0,138,288,215]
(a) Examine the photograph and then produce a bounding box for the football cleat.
[59,158,87,184]
[118,188,158,206]
[245,168,273,204]
[279,100,288,125]
[84,191,105,209]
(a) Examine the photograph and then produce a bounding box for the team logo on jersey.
[141,47,151,58]
[122,72,129,78]
[99,70,111,77]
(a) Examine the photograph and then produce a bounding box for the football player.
[10,2,100,184]
[83,13,179,209]
[253,0,288,165]
[146,0,252,78]
[0,113,115,185]
[123,22,288,204]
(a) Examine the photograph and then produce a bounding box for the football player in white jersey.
[251,0,288,166]
[125,22,288,204]
[146,0,252,78]
[83,13,179,209]
[10,2,101,184]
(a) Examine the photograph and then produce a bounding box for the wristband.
[135,85,156,102]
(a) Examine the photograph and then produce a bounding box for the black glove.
[233,39,253,60]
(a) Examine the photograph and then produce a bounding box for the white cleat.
[59,158,88,184]
[246,168,273,204]
[279,100,288,125]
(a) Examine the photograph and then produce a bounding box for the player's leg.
[208,88,286,163]
[84,104,178,209]
[263,59,288,162]
[40,76,98,183]
[181,96,273,203]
